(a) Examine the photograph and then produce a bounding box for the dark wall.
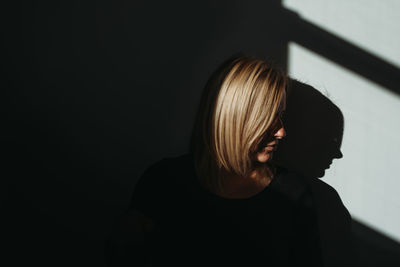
[3,1,288,266]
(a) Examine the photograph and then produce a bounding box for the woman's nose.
[274,127,286,140]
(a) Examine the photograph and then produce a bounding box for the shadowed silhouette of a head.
[273,80,344,179]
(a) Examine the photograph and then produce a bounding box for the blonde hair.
[191,55,287,194]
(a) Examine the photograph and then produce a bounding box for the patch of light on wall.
[284,0,400,68]
[288,42,400,243]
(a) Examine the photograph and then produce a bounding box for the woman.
[190,54,287,200]
[107,55,322,266]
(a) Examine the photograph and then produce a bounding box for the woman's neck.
[217,166,274,199]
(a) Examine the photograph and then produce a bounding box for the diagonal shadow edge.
[282,9,400,97]
[352,217,400,253]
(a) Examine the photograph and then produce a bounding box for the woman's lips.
[263,145,277,152]
[260,140,279,153]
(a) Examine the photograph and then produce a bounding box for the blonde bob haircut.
[190,55,287,195]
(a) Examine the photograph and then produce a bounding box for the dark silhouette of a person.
[273,80,354,267]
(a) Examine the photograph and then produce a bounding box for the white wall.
[284,0,400,242]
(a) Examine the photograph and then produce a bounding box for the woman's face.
[255,118,286,163]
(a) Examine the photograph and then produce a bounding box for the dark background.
[3,1,400,266]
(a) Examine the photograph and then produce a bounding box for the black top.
[131,154,323,267]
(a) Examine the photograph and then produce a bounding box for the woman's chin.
[255,151,272,163]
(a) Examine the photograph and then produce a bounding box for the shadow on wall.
[272,80,352,267]
[272,80,400,267]
[352,219,400,267]
[279,6,400,266]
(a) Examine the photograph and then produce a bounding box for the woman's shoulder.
[135,153,196,191]
[131,153,195,219]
